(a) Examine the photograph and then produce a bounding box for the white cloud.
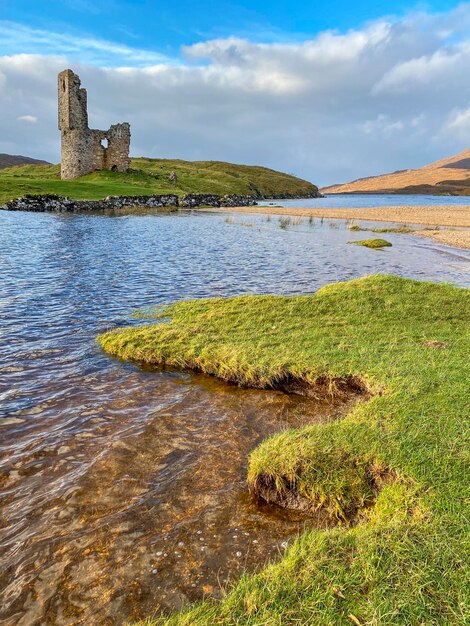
[1,6,470,184]
[440,106,470,142]
[0,21,173,66]
[362,115,404,136]
[17,115,38,123]
[372,43,470,94]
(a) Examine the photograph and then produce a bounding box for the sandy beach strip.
[414,229,470,250]
[208,204,470,251]
[210,204,470,228]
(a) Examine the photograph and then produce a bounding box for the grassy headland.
[0,158,319,204]
[98,275,469,625]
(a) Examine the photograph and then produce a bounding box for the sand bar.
[415,229,470,250]
[210,204,470,228]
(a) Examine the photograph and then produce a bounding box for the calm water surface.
[259,193,470,208]
[0,210,469,625]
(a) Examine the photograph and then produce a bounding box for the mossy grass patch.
[371,226,414,234]
[97,275,470,625]
[349,238,392,248]
[348,225,415,235]
[348,224,367,231]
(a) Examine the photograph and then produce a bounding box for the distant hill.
[0,157,321,204]
[0,154,50,170]
[322,148,470,195]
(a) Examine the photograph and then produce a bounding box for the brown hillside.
[322,148,470,195]
[0,154,50,170]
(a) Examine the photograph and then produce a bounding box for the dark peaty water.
[0,210,469,625]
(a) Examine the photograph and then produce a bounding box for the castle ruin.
[58,69,130,179]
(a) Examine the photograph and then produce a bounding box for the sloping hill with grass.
[322,147,470,195]
[0,158,320,204]
[0,153,50,170]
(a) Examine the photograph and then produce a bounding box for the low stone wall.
[180,194,258,208]
[1,194,178,212]
[221,194,259,207]
[98,195,179,209]
[1,195,78,212]
[0,193,259,212]
[180,194,221,208]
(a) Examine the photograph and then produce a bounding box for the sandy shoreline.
[210,204,470,227]
[209,204,470,250]
[414,229,470,250]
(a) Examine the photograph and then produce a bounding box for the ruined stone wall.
[58,69,131,179]
[104,124,131,172]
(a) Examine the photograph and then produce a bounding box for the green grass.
[0,158,319,204]
[349,238,392,249]
[97,275,470,625]
[348,224,367,231]
[371,226,414,234]
[348,225,414,235]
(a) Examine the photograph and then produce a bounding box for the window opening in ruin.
[101,139,109,149]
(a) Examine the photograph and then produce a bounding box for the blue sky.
[1,1,470,184]
[0,0,464,63]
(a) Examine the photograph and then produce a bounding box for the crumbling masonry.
[58,69,130,179]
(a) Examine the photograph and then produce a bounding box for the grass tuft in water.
[371,226,414,234]
[349,238,392,249]
[348,224,367,231]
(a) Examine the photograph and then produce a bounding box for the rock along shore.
[0,193,260,213]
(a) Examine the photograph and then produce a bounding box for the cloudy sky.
[1,0,470,185]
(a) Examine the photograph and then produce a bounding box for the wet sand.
[210,205,470,227]
[209,205,470,250]
[415,229,470,250]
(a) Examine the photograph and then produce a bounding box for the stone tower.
[58,69,131,179]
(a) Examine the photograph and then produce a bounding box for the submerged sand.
[211,205,470,227]
[210,205,470,250]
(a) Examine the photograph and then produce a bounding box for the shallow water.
[259,193,470,208]
[0,210,469,625]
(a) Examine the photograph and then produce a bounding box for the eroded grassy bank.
[98,275,470,625]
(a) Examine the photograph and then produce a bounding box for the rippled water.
[1,210,469,625]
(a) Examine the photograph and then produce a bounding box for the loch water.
[259,192,470,208]
[0,209,469,625]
